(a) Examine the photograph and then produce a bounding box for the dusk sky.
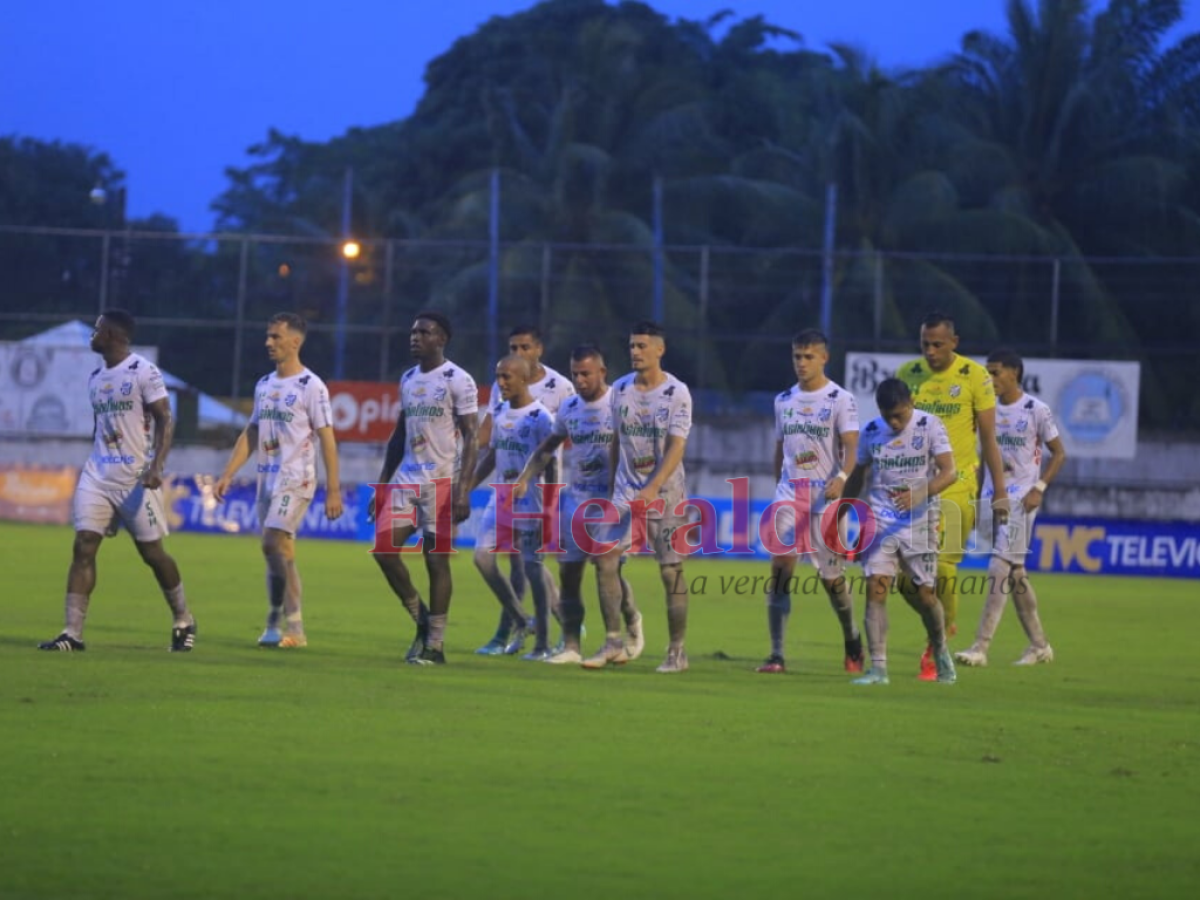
[6,0,1199,233]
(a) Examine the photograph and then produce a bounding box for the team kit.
[39,308,1065,684]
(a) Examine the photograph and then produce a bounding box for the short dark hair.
[415,310,452,342]
[630,321,665,338]
[101,308,136,341]
[876,377,912,411]
[921,310,956,334]
[268,312,307,335]
[508,324,542,342]
[571,344,605,364]
[792,328,828,348]
[987,347,1024,382]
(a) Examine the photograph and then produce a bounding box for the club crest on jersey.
[819,407,832,422]
[1017,419,1029,432]
[656,407,669,423]
[285,393,297,407]
[912,435,925,450]
[950,385,962,398]
[434,386,447,402]
[118,382,132,396]
[519,424,531,438]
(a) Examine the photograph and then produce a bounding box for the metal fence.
[1,225,1197,428]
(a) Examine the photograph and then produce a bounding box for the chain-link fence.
[2,225,1197,428]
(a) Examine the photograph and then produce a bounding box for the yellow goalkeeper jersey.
[898,353,995,486]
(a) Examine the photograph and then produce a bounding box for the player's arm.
[976,406,1009,519]
[143,397,174,490]
[894,450,956,513]
[453,411,480,524]
[607,429,619,498]
[214,423,258,501]
[841,460,870,505]
[825,430,859,501]
[773,440,783,482]
[635,434,687,505]
[316,425,343,520]
[1025,435,1066,512]
[477,411,494,451]
[468,445,496,494]
[376,410,406,485]
[515,432,566,499]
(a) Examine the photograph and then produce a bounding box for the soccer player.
[477,325,575,643]
[758,329,862,674]
[214,312,342,649]
[899,311,1008,679]
[470,355,557,660]
[513,345,644,665]
[370,312,478,665]
[956,349,1065,667]
[842,378,958,685]
[39,309,197,652]
[599,321,693,673]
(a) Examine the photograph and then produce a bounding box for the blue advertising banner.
[164,479,1199,578]
[1030,517,1200,578]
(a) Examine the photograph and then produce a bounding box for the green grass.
[1,521,1198,900]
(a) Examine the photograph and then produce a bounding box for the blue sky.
[5,0,1199,232]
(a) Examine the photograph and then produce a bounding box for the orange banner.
[0,466,78,524]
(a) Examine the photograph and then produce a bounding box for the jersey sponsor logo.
[262,437,281,456]
[998,433,1027,448]
[494,437,530,453]
[257,463,281,473]
[404,403,445,418]
[569,428,612,445]
[781,422,830,438]
[621,421,667,438]
[632,454,656,473]
[410,433,428,452]
[916,399,961,417]
[96,453,135,464]
[93,399,135,414]
[259,408,295,422]
[793,449,819,470]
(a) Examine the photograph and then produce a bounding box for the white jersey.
[986,393,1060,500]
[82,353,168,490]
[857,412,952,524]
[250,367,333,499]
[553,388,615,501]
[488,364,574,419]
[610,372,692,508]
[396,360,478,484]
[490,400,555,524]
[775,381,858,497]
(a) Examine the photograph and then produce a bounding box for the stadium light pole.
[333,166,353,380]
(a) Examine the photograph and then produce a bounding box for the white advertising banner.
[0,342,158,438]
[844,353,1140,459]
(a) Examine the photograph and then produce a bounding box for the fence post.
[539,243,552,336]
[232,238,249,401]
[698,246,710,392]
[1050,258,1061,351]
[820,182,838,339]
[98,232,111,314]
[653,175,664,323]
[380,239,394,381]
[873,250,885,343]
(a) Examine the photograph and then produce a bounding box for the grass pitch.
[1,521,1198,899]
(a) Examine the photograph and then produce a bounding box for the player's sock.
[1011,569,1049,648]
[596,560,626,634]
[864,601,888,669]
[398,591,428,627]
[525,560,550,650]
[824,577,858,641]
[64,592,89,640]
[916,597,948,653]
[426,613,447,650]
[618,575,639,627]
[975,558,1014,651]
[265,562,286,627]
[283,559,303,633]
[543,566,563,627]
[767,591,791,659]
[936,559,960,631]
[162,582,192,628]
[665,565,688,648]
[475,549,529,631]
[559,591,584,648]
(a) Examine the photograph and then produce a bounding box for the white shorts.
[74,477,168,543]
[560,493,615,564]
[257,489,312,536]
[994,503,1037,565]
[769,484,846,579]
[597,501,686,566]
[477,502,543,564]
[384,479,451,535]
[863,512,940,586]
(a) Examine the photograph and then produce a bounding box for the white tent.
[17,320,246,430]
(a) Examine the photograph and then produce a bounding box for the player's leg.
[853,574,891,685]
[257,490,311,648]
[546,559,585,663]
[935,484,973,635]
[900,548,954,683]
[956,554,1012,666]
[519,532,552,659]
[1010,566,1053,665]
[373,522,431,660]
[581,547,633,668]
[410,538,453,665]
[616,556,643,656]
[123,484,195,651]
[40,529,103,651]
[758,555,797,673]
[472,504,530,654]
[651,511,690,673]
[809,500,862,665]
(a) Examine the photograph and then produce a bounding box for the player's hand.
[325,488,344,520]
[1023,488,1043,513]
[992,494,1011,522]
[635,485,660,506]
[824,477,846,502]
[512,479,529,500]
[213,475,232,502]
[452,492,472,524]
[366,487,378,524]
[142,468,164,490]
